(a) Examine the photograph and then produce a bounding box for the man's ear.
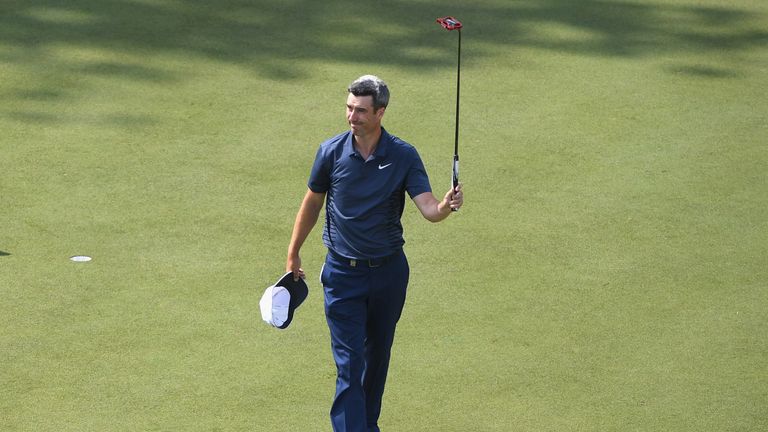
[376,106,386,119]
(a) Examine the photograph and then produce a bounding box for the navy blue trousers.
[321,249,409,432]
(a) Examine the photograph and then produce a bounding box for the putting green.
[1,0,766,430]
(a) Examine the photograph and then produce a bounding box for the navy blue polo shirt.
[308,128,432,259]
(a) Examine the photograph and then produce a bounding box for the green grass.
[2,0,767,430]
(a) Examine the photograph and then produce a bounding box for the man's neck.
[353,127,382,160]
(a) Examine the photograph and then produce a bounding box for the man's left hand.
[444,183,463,211]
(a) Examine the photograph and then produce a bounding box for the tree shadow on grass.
[0,0,765,120]
[498,0,768,58]
[665,65,743,79]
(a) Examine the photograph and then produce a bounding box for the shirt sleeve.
[308,145,331,193]
[405,147,432,198]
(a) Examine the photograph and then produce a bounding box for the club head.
[436,16,462,31]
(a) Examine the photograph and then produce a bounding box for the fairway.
[2,0,767,431]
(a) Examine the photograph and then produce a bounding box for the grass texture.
[1,0,767,430]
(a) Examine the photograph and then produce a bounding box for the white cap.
[258,272,309,329]
[260,285,291,327]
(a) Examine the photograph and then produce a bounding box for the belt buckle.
[368,259,381,268]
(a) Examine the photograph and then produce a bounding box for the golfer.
[286,75,463,432]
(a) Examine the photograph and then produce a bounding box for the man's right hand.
[286,255,305,281]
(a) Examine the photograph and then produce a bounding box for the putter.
[436,16,462,211]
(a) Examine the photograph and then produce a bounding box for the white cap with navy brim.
[260,285,291,327]
[259,272,309,329]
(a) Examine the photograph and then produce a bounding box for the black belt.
[328,249,398,268]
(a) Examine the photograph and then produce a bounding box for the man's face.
[346,93,385,137]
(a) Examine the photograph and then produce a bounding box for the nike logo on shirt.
[378,163,393,170]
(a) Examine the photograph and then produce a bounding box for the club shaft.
[454,29,461,159]
[451,29,461,211]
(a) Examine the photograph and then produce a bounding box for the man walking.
[286,75,463,432]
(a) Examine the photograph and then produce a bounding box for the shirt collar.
[375,128,392,159]
[344,127,392,161]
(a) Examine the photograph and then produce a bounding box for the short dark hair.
[347,75,389,110]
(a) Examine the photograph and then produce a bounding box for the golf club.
[436,16,462,211]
